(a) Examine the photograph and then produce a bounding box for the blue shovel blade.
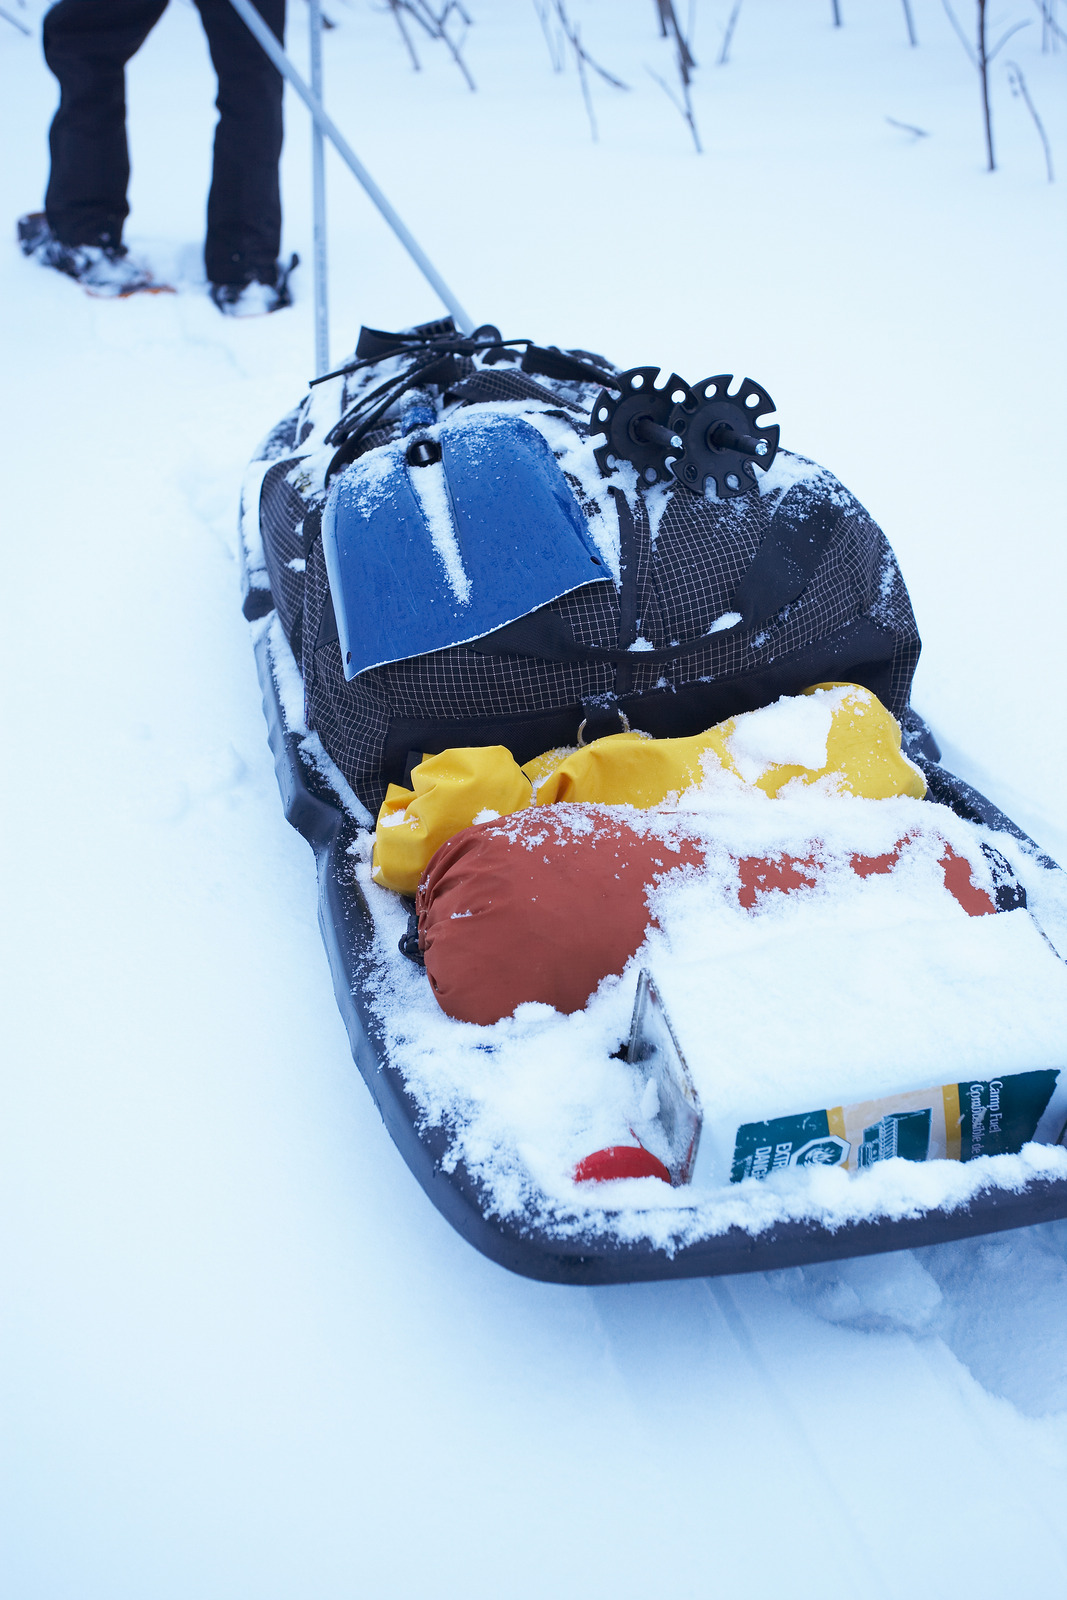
[322,413,611,680]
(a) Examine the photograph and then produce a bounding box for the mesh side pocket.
[259,459,309,648]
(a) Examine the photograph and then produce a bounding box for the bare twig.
[425,1,476,90]
[656,0,697,72]
[574,18,597,139]
[547,0,630,139]
[943,0,1001,169]
[941,0,977,65]
[647,67,702,153]
[553,1,629,92]
[1034,0,1065,49]
[392,0,476,89]
[886,115,930,137]
[717,0,743,65]
[977,0,994,170]
[987,18,1031,59]
[649,0,702,152]
[386,0,421,70]
[400,0,468,34]
[900,0,918,46]
[550,0,628,140]
[1006,59,1055,179]
[533,0,564,70]
[831,0,842,25]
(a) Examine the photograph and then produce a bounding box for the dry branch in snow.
[717,0,743,66]
[533,0,565,71]
[548,1,629,143]
[1006,58,1055,179]
[386,0,476,90]
[1033,0,1065,48]
[649,0,702,152]
[942,0,1033,171]
[900,0,918,46]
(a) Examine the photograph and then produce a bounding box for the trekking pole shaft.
[707,421,765,456]
[226,0,473,334]
[309,0,329,375]
[630,417,682,451]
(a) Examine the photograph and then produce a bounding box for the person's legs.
[194,0,285,286]
[43,0,168,249]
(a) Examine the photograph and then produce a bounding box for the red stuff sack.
[416,810,702,1025]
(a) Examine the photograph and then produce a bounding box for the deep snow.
[2,3,1066,1597]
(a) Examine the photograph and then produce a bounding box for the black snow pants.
[43,0,285,284]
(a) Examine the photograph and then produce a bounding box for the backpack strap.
[726,483,840,634]
[519,345,616,387]
[467,486,841,667]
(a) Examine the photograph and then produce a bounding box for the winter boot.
[210,253,298,317]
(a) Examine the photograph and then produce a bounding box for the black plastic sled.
[252,625,1067,1285]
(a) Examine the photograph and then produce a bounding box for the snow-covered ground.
[2,3,1066,1596]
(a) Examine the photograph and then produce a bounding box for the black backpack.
[247,320,921,811]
